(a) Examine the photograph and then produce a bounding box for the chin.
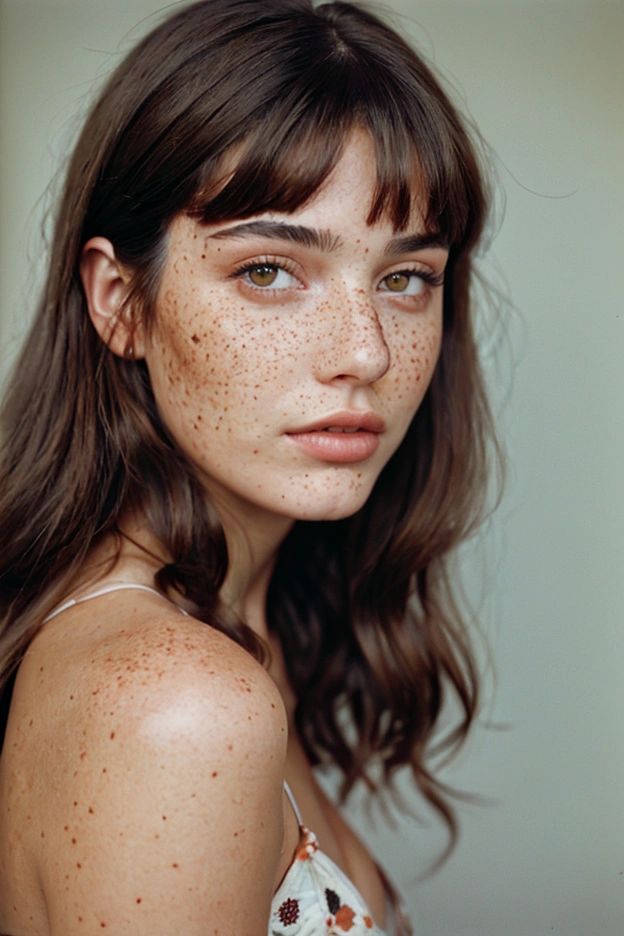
[281,483,375,523]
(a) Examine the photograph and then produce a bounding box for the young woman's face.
[145,132,447,526]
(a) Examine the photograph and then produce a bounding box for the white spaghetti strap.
[42,583,189,623]
[283,780,303,826]
[42,598,79,623]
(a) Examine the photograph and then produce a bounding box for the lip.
[286,411,386,434]
[285,411,385,464]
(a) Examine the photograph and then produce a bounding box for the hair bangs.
[187,29,481,248]
[186,62,431,234]
[188,106,350,225]
[348,61,481,246]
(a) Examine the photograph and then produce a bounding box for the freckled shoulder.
[4,594,288,935]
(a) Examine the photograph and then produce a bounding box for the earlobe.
[80,237,145,359]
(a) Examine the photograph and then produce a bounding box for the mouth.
[285,412,384,463]
[321,426,361,433]
[288,411,386,435]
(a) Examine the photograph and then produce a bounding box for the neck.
[215,499,294,642]
[112,498,294,643]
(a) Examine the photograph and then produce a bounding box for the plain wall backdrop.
[0,1,622,933]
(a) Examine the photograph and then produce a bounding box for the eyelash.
[229,260,445,294]
[381,268,445,289]
[230,258,301,291]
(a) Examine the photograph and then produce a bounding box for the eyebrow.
[384,233,449,255]
[208,220,343,252]
[208,219,448,256]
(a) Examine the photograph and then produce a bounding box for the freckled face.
[144,134,447,525]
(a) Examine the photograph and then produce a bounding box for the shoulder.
[21,590,287,759]
[8,593,287,933]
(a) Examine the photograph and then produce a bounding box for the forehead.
[295,132,430,229]
[189,129,434,241]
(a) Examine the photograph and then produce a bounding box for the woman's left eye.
[379,271,431,295]
[237,263,299,289]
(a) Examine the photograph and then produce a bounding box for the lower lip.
[286,430,380,463]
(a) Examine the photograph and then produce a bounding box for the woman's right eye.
[238,263,299,289]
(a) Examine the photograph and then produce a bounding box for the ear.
[80,237,145,359]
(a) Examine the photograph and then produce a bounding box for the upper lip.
[287,411,386,434]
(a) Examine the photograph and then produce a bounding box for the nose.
[315,289,390,386]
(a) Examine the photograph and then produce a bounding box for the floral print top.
[270,786,413,936]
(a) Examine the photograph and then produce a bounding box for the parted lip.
[286,411,386,434]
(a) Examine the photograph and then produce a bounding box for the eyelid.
[377,265,445,289]
[228,255,305,289]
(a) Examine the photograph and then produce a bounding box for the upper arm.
[30,623,287,935]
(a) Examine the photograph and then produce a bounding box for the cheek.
[385,313,443,403]
[149,284,305,429]
[151,286,222,406]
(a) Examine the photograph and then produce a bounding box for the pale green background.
[1,1,622,933]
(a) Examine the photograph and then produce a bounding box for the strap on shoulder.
[283,780,303,826]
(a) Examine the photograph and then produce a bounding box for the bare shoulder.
[5,592,287,934]
[18,590,287,763]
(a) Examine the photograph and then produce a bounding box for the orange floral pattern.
[334,905,356,930]
[269,824,413,936]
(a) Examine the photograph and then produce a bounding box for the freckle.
[64,825,69,831]
[69,695,74,700]
[172,862,179,868]
[136,897,142,904]
[89,807,94,814]
[40,831,44,838]
[103,768,107,773]
[162,815,167,820]
[110,731,115,739]
[212,770,218,777]
[72,838,76,844]
[77,862,82,869]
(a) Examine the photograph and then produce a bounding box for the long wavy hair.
[0,0,498,843]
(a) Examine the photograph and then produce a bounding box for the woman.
[0,0,496,933]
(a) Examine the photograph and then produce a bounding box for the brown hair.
[0,0,499,844]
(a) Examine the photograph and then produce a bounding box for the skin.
[0,132,447,935]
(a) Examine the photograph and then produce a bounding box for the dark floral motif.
[325,888,341,915]
[278,897,300,925]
